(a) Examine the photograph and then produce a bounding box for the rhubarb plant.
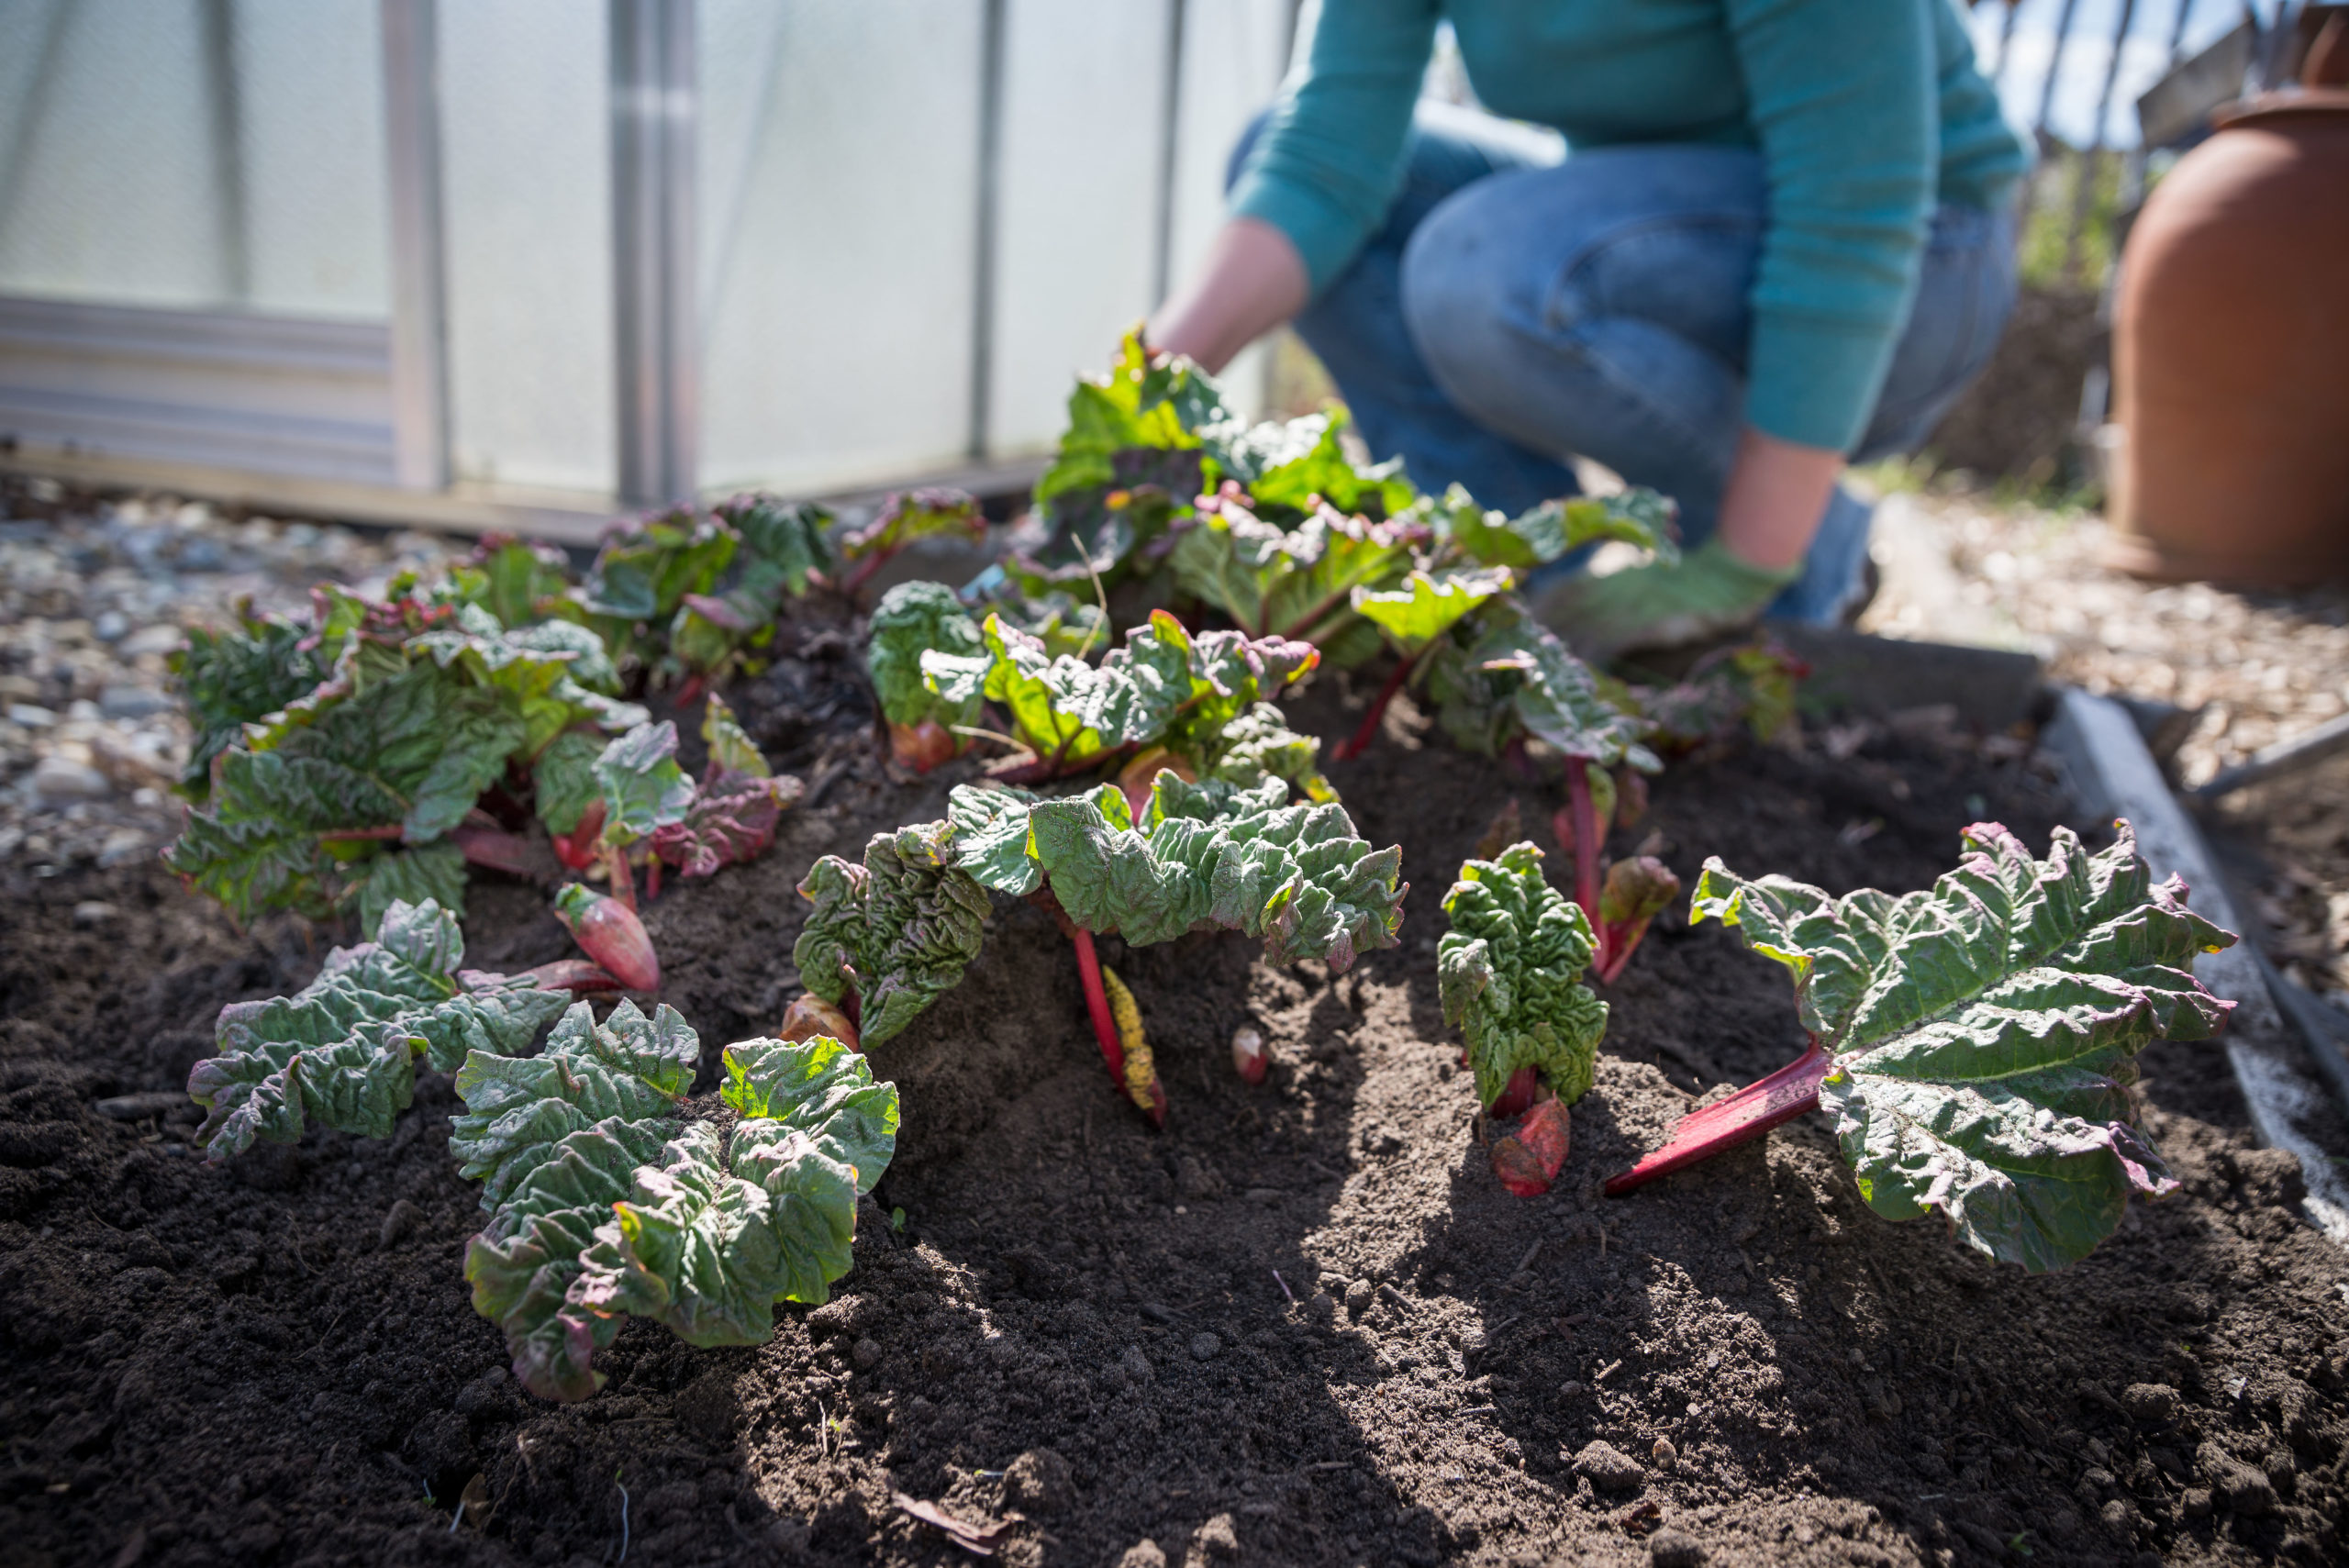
[794,773,1407,1120]
[1332,486,1681,755]
[186,897,896,1403]
[1419,607,1679,978]
[573,495,835,694]
[164,595,649,935]
[867,580,985,772]
[918,607,1330,800]
[562,702,802,909]
[459,999,896,1399]
[1609,821,2237,1272]
[1440,840,1608,1195]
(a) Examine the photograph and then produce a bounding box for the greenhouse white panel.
[440,0,617,496]
[0,0,387,318]
[986,0,1175,458]
[696,0,983,497]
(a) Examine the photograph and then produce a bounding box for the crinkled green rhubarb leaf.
[578,506,737,625]
[699,693,770,778]
[921,609,1317,779]
[594,721,696,846]
[170,606,325,797]
[346,840,470,940]
[720,1034,901,1195]
[840,488,986,569]
[982,585,1108,661]
[1206,703,1335,803]
[1352,566,1514,655]
[953,773,1408,969]
[450,996,697,1204]
[448,535,576,628]
[570,1118,862,1347]
[532,730,606,834]
[187,899,572,1159]
[1169,494,1416,662]
[1692,820,2238,1272]
[463,1114,666,1400]
[1035,328,1219,506]
[1424,611,1658,770]
[717,493,834,601]
[164,662,526,928]
[869,580,985,731]
[1224,406,1418,519]
[1431,484,1680,572]
[794,819,994,1046]
[1439,842,1608,1109]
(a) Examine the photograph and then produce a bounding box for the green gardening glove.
[1533,537,1800,662]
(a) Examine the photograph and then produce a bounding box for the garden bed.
[1,658,2344,1568]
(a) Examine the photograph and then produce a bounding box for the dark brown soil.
[3,668,2344,1568]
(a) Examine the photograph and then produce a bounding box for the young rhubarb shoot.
[1608,821,2238,1272]
[1439,841,1608,1195]
[553,884,661,992]
[779,992,858,1051]
[1593,856,1682,983]
[866,580,984,772]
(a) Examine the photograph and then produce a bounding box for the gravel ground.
[0,474,459,877]
[1859,479,2349,1004]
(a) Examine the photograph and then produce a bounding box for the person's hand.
[1533,537,1799,662]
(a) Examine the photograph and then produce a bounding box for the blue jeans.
[1229,103,2018,624]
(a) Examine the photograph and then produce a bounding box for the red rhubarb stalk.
[1487,1065,1540,1120]
[451,825,538,878]
[1603,1042,1831,1196]
[551,801,607,871]
[604,841,637,913]
[1069,927,1128,1091]
[1333,648,1422,762]
[644,853,662,903]
[1559,757,1606,968]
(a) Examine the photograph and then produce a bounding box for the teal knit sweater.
[1230,0,2030,452]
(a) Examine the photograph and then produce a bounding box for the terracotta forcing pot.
[2108,60,2349,586]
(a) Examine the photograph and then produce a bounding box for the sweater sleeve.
[1726,0,1940,452]
[1228,0,1442,295]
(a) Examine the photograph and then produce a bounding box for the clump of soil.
[2,675,2343,1568]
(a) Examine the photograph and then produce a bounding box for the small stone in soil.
[1651,1436,1677,1472]
[2121,1382,2181,1426]
[1572,1440,1645,1493]
[1192,1513,1239,1559]
[1003,1448,1072,1515]
[71,902,117,927]
[378,1199,424,1248]
[1648,1528,1706,1567]
[1189,1331,1220,1361]
[31,757,109,805]
[1344,1280,1374,1316]
[1118,1541,1166,1568]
